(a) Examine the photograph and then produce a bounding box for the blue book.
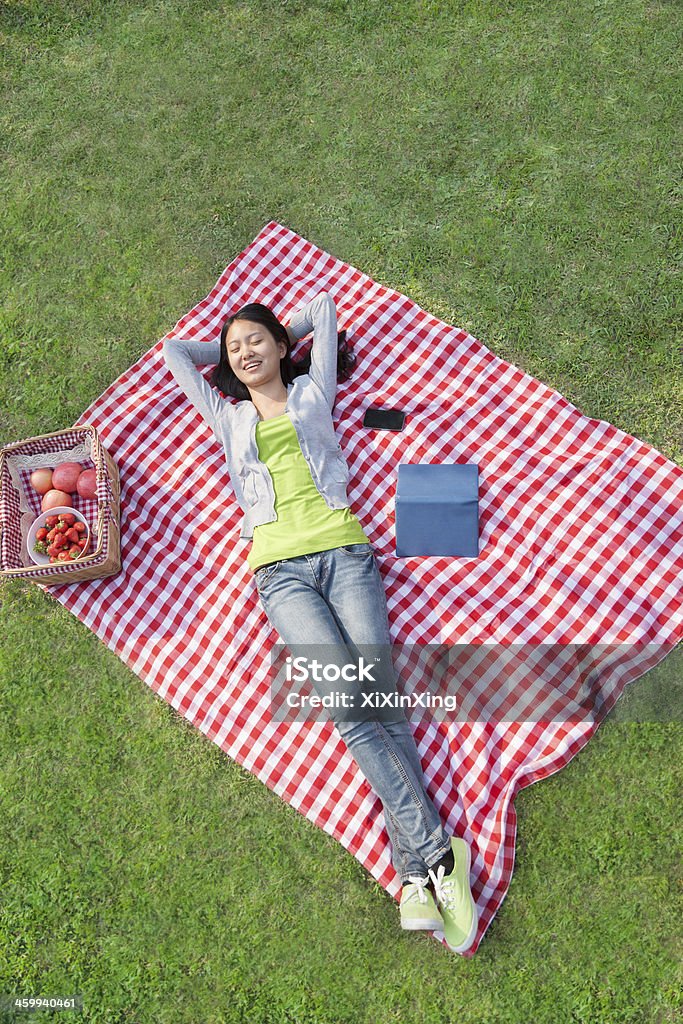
[395,463,480,557]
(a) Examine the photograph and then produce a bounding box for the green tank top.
[247,413,370,572]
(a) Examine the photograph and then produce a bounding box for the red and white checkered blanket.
[44,221,682,955]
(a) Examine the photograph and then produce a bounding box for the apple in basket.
[30,461,98,511]
[27,507,91,566]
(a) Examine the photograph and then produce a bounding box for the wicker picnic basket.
[0,423,121,586]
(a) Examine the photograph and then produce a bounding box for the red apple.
[76,468,97,500]
[51,461,83,493]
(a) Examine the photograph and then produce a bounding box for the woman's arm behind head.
[286,292,356,410]
[162,335,224,439]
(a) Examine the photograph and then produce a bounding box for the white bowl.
[27,506,91,567]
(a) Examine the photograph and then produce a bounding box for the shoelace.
[428,864,457,911]
[403,875,431,904]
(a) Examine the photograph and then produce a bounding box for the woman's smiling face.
[225,320,286,389]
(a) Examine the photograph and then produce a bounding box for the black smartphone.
[362,407,406,432]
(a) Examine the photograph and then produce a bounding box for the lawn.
[0,1,681,1022]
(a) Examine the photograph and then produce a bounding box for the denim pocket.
[338,543,373,557]
[255,560,281,588]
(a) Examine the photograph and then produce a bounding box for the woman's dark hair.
[209,302,356,402]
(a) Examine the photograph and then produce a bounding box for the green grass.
[1,0,681,1021]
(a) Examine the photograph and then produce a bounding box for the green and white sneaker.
[428,837,478,953]
[400,875,444,931]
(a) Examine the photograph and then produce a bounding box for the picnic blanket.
[41,221,682,955]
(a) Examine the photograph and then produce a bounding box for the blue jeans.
[254,542,453,883]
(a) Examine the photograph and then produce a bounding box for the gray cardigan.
[162,292,352,539]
